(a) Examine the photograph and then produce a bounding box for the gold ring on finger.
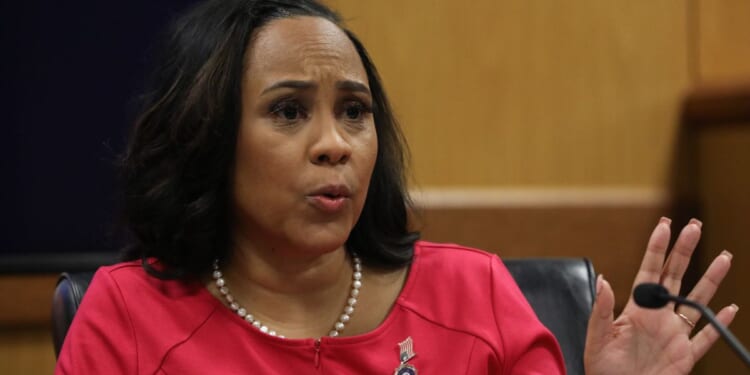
[676,312,696,329]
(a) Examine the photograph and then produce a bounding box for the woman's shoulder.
[405,240,520,311]
[80,259,221,347]
[88,259,217,314]
[94,259,147,284]
[402,241,555,354]
[412,240,503,275]
[58,259,222,373]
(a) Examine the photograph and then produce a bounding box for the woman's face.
[232,16,377,256]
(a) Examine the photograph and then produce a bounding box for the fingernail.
[596,274,604,296]
[689,218,703,228]
[721,250,733,260]
[731,304,739,313]
[659,216,672,226]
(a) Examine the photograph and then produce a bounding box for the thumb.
[585,274,615,355]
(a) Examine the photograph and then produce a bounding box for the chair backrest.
[504,258,596,375]
[51,271,96,357]
[51,258,595,374]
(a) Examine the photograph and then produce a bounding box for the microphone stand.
[666,293,750,369]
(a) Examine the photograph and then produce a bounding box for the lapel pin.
[394,336,417,375]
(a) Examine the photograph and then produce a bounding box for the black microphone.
[633,283,750,369]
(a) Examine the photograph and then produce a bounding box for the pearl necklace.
[212,255,362,339]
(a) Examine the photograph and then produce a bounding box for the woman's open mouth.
[307,184,352,213]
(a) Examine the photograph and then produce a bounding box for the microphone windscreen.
[633,283,670,308]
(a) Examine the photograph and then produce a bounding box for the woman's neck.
[214,240,356,338]
[228,241,351,294]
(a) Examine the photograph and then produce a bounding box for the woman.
[55,0,737,373]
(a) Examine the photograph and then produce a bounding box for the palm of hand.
[586,305,695,375]
[584,218,737,375]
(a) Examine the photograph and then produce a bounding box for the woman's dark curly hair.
[121,0,419,279]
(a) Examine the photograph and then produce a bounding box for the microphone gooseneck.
[633,283,750,369]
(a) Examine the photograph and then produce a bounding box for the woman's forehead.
[245,16,366,90]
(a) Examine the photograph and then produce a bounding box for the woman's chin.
[289,231,350,256]
[300,238,348,255]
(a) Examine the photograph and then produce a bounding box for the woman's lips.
[307,184,352,213]
[307,195,349,213]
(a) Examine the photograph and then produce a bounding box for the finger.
[691,304,739,360]
[660,219,702,296]
[677,250,733,324]
[631,217,672,290]
[585,275,615,358]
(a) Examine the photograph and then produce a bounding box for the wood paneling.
[0,275,57,325]
[693,125,750,374]
[0,274,58,375]
[328,0,689,188]
[0,327,56,375]
[697,0,750,83]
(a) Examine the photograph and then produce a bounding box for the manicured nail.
[596,274,604,295]
[689,218,703,228]
[659,216,672,226]
[721,250,733,260]
[731,304,739,313]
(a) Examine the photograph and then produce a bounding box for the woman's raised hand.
[584,218,738,375]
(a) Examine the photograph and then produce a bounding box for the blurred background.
[2,0,749,373]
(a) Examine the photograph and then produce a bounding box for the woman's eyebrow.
[261,80,315,95]
[260,80,370,96]
[336,80,370,94]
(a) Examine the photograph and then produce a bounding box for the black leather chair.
[52,258,595,374]
[51,271,96,357]
[504,258,596,375]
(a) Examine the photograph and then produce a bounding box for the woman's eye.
[271,101,305,122]
[343,102,370,121]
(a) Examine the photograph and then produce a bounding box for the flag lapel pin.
[393,336,417,375]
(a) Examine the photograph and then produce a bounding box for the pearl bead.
[269,331,277,336]
[353,271,362,280]
[237,308,246,317]
[230,302,239,311]
[226,294,234,303]
[329,330,339,337]
[351,289,359,297]
[335,322,345,331]
[245,315,254,323]
[353,280,362,289]
[260,325,269,333]
[347,297,357,306]
[219,287,229,295]
[344,306,354,314]
[340,314,350,322]
[253,321,261,328]
[216,278,225,287]
[212,270,222,279]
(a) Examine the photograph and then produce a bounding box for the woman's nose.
[309,118,352,165]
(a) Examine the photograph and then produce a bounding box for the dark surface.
[0,0,199,272]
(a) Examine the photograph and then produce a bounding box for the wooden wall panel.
[0,327,55,375]
[697,0,750,82]
[328,0,689,188]
[693,125,750,374]
[0,275,58,375]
